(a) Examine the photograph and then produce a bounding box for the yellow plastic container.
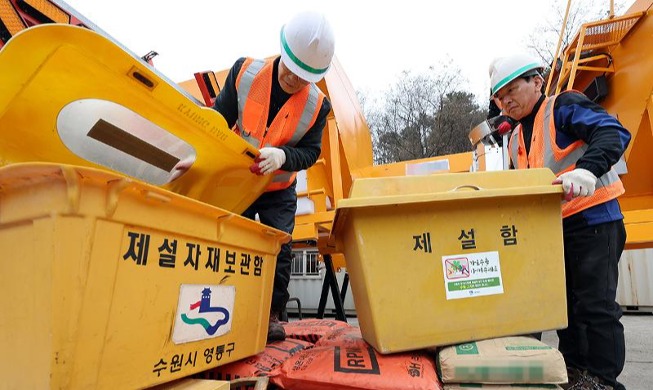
[149,378,230,389]
[331,169,567,353]
[0,24,270,214]
[0,163,289,389]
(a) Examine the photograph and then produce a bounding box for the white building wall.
[617,248,653,311]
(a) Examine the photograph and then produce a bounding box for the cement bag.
[195,339,313,381]
[444,384,563,389]
[283,318,352,343]
[314,325,363,347]
[437,336,566,384]
[271,330,442,390]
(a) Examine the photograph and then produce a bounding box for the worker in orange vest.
[212,11,335,342]
[489,53,631,390]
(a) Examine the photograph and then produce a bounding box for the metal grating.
[568,13,644,54]
[553,12,645,94]
[0,0,26,36]
[22,0,69,24]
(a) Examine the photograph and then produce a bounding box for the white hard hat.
[280,11,335,83]
[489,54,543,96]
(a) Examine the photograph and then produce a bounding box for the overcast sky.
[62,0,631,102]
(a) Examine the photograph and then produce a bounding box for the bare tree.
[364,63,486,165]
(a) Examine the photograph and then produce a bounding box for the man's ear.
[533,75,544,92]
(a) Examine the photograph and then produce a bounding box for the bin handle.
[61,165,81,214]
[106,178,131,217]
[450,184,483,191]
[216,214,234,241]
[262,228,278,236]
[141,190,171,203]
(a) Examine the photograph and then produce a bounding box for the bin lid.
[329,169,562,248]
[0,24,268,214]
[347,168,559,199]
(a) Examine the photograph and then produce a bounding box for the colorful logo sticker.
[444,257,470,279]
[442,251,503,300]
[172,284,235,344]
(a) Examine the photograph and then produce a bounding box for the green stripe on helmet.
[492,62,540,95]
[280,27,329,75]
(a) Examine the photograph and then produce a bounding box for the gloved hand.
[488,115,517,135]
[252,147,286,176]
[552,168,598,200]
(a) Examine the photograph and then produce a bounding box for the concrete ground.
[540,312,653,390]
[339,312,652,389]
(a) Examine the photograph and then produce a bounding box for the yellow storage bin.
[0,24,269,214]
[149,378,230,389]
[0,163,289,389]
[331,169,567,354]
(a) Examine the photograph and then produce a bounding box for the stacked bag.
[194,319,350,382]
[437,336,567,390]
[195,320,569,390]
[272,325,441,390]
[194,338,314,381]
[194,319,443,389]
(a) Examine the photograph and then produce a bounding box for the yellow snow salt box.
[331,169,567,353]
[0,163,289,389]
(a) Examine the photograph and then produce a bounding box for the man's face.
[494,76,543,120]
[278,60,310,94]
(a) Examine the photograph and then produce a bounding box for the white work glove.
[552,168,598,200]
[255,147,286,175]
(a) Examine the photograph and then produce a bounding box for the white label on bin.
[172,284,235,344]
[442,251,503,300]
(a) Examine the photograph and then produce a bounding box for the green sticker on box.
[455,342,479,355]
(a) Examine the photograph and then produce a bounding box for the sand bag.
[315,325,363,347]
[437,337,566,384]
[444,384,563,389]
[283,318,352,343]
[271,330,442,390]
[195,338,313,381]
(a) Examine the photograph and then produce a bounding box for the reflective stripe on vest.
[508,93,624,217]
[235,58,323,191]
[236,59,265,146]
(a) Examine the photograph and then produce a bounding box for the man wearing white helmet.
[212,11,335,341]
[489,54,631,390]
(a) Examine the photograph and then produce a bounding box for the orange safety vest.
[235,57,325,192]
[508,93,624,218]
